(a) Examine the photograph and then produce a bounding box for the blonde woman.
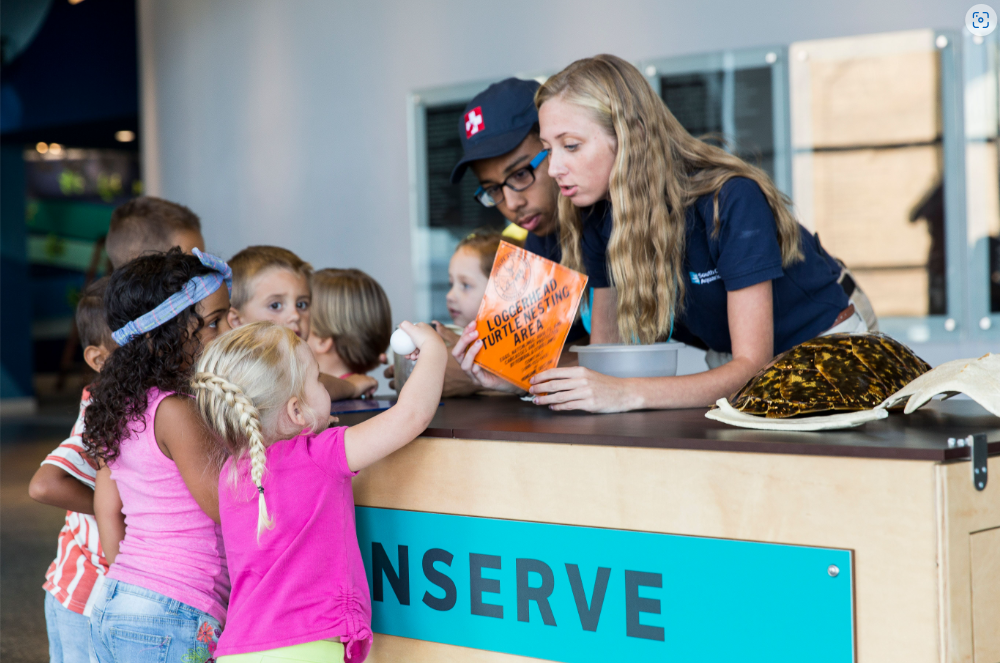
[191,321,446,662]
[454,54,866,412]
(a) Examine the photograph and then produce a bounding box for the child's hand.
[343,321,449,473]
[345,374,377,398]
[431,320,460,348]
[398,321,446,361]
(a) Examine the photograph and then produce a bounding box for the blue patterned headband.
[112,248,233,346]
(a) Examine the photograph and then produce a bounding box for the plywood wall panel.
[966,141,1000,242]
[804,51,940,148]
[970,527,1000,663]
[851,268,929,318]
[936,462,1000,663]
[806,146,939,268]
[355,438,944,663]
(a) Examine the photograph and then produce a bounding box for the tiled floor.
[1,400,80,663]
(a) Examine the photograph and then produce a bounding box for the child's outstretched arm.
[94,465,125,564]
[29,464,95,514]
[320,373,378,400]
[344,322,447,472]
[155,396,222,523]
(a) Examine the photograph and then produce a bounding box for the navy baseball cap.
[449,78,541,184]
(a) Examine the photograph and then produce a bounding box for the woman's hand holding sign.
[452,321,524,394]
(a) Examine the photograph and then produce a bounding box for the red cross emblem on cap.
[465,106,484,138]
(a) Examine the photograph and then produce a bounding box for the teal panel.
[356,507,854,663]
[27,234,106,273]
[26,199,113,241]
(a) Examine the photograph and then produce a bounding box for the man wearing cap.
[395,78,585,397]
[433,78,589,396]
[451,77,565,269]
[451,78,588,348]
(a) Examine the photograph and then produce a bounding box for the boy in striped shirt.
[29,278,114,663]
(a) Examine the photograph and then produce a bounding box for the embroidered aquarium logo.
[689,269,720,285]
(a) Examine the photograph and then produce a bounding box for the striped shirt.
[41,390,110,616]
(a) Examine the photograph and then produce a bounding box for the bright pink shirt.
[216,425,372,659]
[108,388,230,624]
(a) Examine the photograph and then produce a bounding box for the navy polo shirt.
[580,177,847,354]
[524,230,562,264]
[523,230,589,344]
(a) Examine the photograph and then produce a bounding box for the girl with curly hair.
[83,248,233,663]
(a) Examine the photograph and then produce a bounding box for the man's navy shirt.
[580,177,847,354]
[523,230,589,344]
[523,230,562,264]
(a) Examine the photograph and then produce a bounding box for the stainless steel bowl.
[393,352,416,393]
[569,342,682,378]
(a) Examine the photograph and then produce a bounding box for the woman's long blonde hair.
[191,322,318,540]
[536,54,803,344]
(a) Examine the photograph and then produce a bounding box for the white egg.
[390,328,416,356]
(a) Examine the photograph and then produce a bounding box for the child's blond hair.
[228,246,313,310]
[456,229,519,278]
[310,269,392,373]
[191,322,319,540]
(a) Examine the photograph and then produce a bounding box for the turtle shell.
[729,333,931,418]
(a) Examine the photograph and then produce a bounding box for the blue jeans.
[89,579,221,663]
[45,592,93,663]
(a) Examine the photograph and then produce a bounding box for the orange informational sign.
[474,241,588,391]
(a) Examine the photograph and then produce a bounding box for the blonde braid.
[192,372,275,539]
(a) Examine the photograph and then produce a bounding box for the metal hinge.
[950,434,989,491]
[947,433,989,491]
[971,434,988,492]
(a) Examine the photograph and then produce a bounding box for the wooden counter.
[342,398,999,663]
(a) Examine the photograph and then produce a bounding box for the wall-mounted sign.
[357,507,854,662]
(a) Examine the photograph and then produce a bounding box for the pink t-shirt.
[216,425,372,659]
[108,388,230,624]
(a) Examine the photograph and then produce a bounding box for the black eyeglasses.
[473,150,549,208]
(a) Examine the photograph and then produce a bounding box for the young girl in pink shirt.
[191,320,446,662]
[83,248,234,663]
